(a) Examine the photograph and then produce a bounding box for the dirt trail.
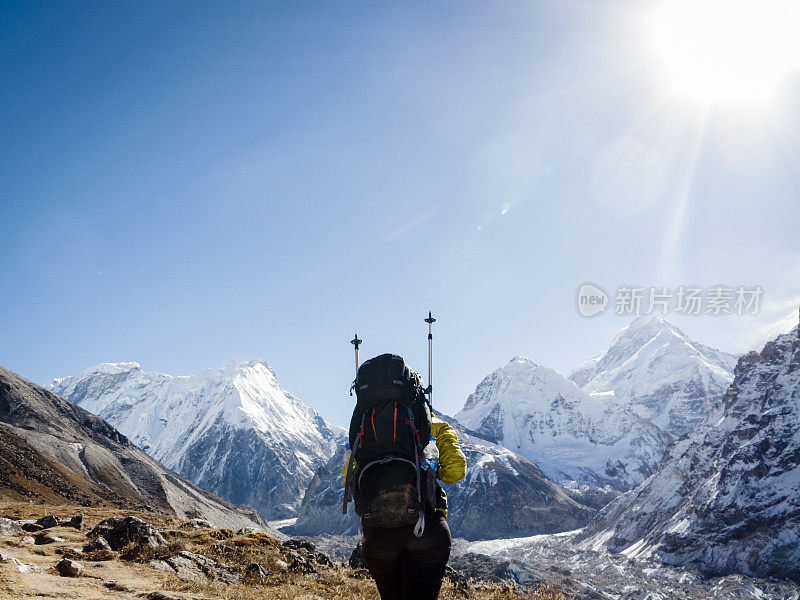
[0,524,201,600]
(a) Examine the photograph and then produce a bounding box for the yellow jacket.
[343,416,467,515]
[429,417,467,484]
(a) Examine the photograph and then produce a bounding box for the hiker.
[343,353,466,600]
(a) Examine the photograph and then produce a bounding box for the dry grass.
[165,572,568,600]
[0,500,570,600]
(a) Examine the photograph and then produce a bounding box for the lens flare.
[652,0,800,105]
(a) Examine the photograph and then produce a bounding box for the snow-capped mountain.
[455,357,671,491]
[48,360,342,519]
[0,365,271,532]
[577,317,800,582]
[572,315,738,438]
[289,413,596,540]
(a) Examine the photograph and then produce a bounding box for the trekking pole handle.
[351,333,362,380]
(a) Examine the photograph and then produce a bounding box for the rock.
[244,562,270,582]
[1,551,39,573]
[151,551,240,584]
[35,532,65,545]
[283,538,316,552]
[20,536,35,545]
[181,518,213,530]
[35,515,59,529]
[21,523,43,533]
[236,527,262,535]
[288,551,317,574]
[83,536,112,552]
[0,518,23,536]
[312,551,333,568]
[274,559,288,572]
[349,541,367,569]
[89,517,166,551]
[66,515,84,530]
[87,517,122,541]
[56,558,84,577]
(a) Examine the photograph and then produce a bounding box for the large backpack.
[343,354,434,532]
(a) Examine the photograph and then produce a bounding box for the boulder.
[349,541,367,569]
[283,538,316,552]
[89,517,166,551]
[35,515,59,530]
[35,532,65,545]
[56,558,84,577]
[0,518,23,536]
[236,527,261,535]
[83,536,112,553]
[66,515,85,530]
[21,523,43,533]
[181,518,213,530]
[151,551,240,584]
[87,517,123,540]
[20,536,35,546]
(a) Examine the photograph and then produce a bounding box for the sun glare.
[652,0,800,105]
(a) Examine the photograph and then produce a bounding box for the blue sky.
[2,1,799,427]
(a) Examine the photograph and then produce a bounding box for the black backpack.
[343,354,434,532]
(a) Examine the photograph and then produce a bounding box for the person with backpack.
[343,353,466,600]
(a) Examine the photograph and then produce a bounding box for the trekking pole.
[424,311,436,408]
[351,333,362,379]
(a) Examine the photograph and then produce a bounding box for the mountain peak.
[574,315,737,437]
[220,358,276,378]
[508,355,538,367]
[610,314,681,346]
[77,362,142,377]
[48,359,340,519]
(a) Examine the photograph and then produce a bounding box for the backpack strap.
[407,407,425,538]
[343,415,365,514]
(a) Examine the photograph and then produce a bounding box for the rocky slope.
[289,413,595,541]
[455,357,671,491]
[458,529,800,599]
[573,315,738,438]
[576,319,800,582]
[0,365,270,532]
[48,360,341,519]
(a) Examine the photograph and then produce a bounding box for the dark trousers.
[362,513,452,600]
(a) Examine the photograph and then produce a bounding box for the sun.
[652,0,800,105]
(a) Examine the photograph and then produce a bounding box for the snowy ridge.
[455,356,670,491]
[48,360,341,519]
